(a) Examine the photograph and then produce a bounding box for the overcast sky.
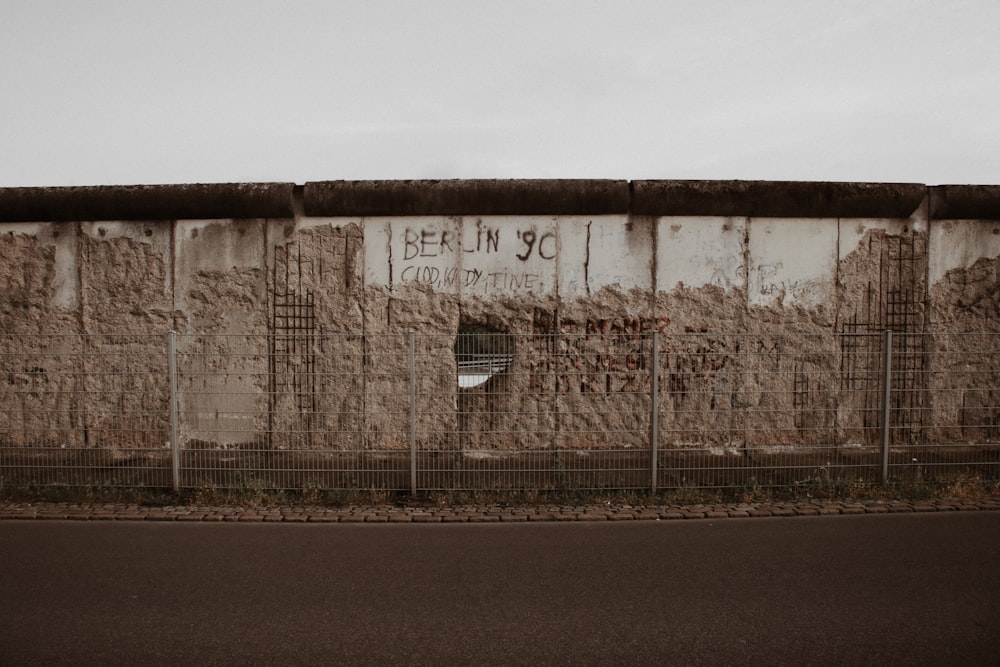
[2,0,998,187]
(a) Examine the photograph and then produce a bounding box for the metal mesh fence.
[176,333,410,491]
[423,330,655,490]
[0,334,172,488]
[904,332,1000,482]
[1,331,997,492]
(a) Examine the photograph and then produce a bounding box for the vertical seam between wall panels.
[742,216,751,334]
[834,216,842,448]
[76,221,86,333]
[649,215,656,302]
[834,216,842,333]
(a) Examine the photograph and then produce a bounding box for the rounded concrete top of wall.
[929,185,1000,220]
[303,179,631,216]
[631,180,928,218]
[0,183,296,222]
[4,180,1000,222]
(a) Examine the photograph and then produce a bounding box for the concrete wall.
[2,180,999,452]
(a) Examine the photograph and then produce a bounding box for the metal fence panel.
[1,330,998,492]
[894,332,1000,483]
[418,332,654,490]
[655,332,882,489]
[0,334,171,488]
[175,333,409,491]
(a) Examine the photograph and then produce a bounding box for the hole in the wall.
[455,323,514,389]
[191,228,199,239]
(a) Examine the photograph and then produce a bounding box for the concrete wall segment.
[574,216,654,295]
[173,219,267,333]
[838,217,927,262]
[748,218,839,312]
[366,214,654,300]
[462,217,559,297]
[51,224,79,310]
[928,219,1000,287]
[375,217,463,295]
[657,217,747,292]
[78,221,173,332]
[0,223,79,312]
[927,217,1000,324]
[369,215,569,298]
[6,178,1000,457]
[0,225,61,334]
[175,219,266,270]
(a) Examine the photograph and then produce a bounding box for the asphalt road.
[2,513,999,666]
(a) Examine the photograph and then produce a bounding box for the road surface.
[2,513,998,665]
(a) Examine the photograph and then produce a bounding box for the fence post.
[880,329,893,485]
[409,331,417,495]
[650,331,659,495]
[168,331,180,493]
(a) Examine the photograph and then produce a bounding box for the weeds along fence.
[1,331,998,493]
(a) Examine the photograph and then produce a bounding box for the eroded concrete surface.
[2,181,999,455]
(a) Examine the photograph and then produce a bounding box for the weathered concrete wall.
[2,180,999,453]
[925,193,1000,446]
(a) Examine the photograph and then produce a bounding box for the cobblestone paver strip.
[1,497,998,523]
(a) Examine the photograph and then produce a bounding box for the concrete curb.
[2,497,998,523]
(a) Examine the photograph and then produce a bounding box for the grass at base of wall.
[2,474,998,508]
[0,480,179,507]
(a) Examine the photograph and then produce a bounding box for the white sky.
[2,0,999,187]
